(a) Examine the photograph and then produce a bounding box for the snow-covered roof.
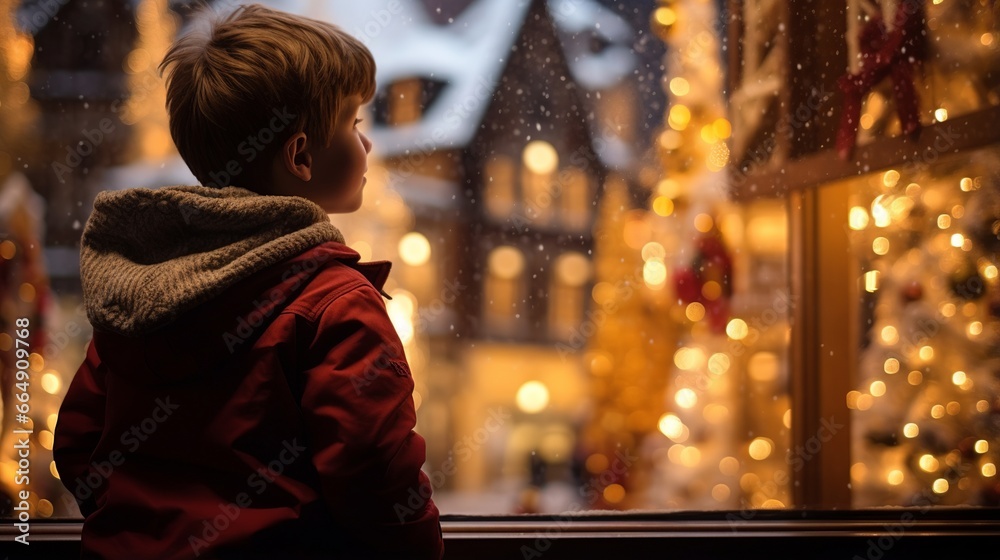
[225,0,637,160]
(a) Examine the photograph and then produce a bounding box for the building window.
[558,167,591,231]
[484,245,527,334]
[548,251,592,339]
[484,155,517,220]
[521,140,559,226]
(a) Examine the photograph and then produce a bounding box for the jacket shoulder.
[282,260,383,323]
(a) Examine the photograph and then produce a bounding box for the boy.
[52,3,444,559]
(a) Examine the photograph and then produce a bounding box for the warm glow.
[652,196,675,216]
[879,325,897,344]
[918,346,934,361]
[952,371,967,386]
[887,470,904,485]
[934,108,948,122]
[685,302,706,322]
[489,246,525,280]
[884,358,900,374]
[708,353,730,375]
[658,413,686,441]
[643,258,668,288]
[932,478,949,494]
[668,104,691,130]
[398,232,431,266]
[675,388,698,409]
[871,196,891,227]
[41,373,61,395]
[931,404,945,419]
[515,381,550,413]
[726,318,748,340]
[654,6,677,26]
[693,213,714,233]
[849,206,870,230]
[903,423,919,438]
[984,463,997,477]
[882,170,900,188]
[869,380,886,397]
[748,438,773,460]
[864,270,880,292]
[872,237,890,255]
[669,77,690,96]
[523,140,559,174]
[919,454,939,472]
[975,440,989,454]
[603,483,626,504]
[951,233,965,248]
[712,484,731,502]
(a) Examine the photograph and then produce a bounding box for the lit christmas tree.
[849,152,1000,507]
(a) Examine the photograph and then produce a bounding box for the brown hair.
[157,3,376,189]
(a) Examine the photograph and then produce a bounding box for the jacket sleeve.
[298,284,444,559]
[52,337,108,518]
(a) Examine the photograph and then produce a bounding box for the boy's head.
[158,3,375,213]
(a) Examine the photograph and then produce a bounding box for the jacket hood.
[80,185,388,383]
[81,185,344,337]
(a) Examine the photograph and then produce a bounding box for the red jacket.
[53,186,443,559]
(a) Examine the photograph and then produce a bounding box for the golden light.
[984,265,998,280]
[950,233,965,248]
[712,484,731,502]
[398,232,431,266]
[968,322,983,337]
[641,242,666,261]
[489,246,525,280]
[643,258,668,288]
[703,404,729,424]
[50,462,60,480]
[952,371,967,386]
[882,170,900,188]
[685,302,706,322]
[887,470,904,485]
[919,454,939,472]
[586,454,609,473]
[977,400,990,412]
[523,140,559,174]
[851,462,867,482]
[903,423,919,438]
[762,499,785,509]
[719,456,740,476]
[871,196,891,227]
[872,237,890,255]
[707,142,730,171]
[864,270,880,292]
[856,394,873,410]
[668,104,691,130]
[653,6,677,26]
[880,325,898,344]
[726,318,748,340]
[351,241,373,261]
[47,414,58,431]
[675,388,698,409]
[39,430,54,450]
[669,77,690,96]
[783,409,792,429]
[680,446,701,467]
[623,215,652,249]
[931,404,945,419]
[884,358,900,374]
[708,353,730,375]
[657,178,681,198]
[748,437,773,460]
[747,352,779,382]
[693,213,714,233]
[40,372,61,395]
[19,282,35,303]
[974,440,989,454]
[960,177,974,192]
[932,478,949,494]
[0,240,16,259]
[658,413,686,441]
[918,345,934,361]
[659,130,683,150]
[937,214,952,229]
[934,108,948,122]
[652,196,675,216]
[946,401,961,415]
[713,118,732,139]
[869,380,886,397]
[982,33,995,46]
[849,206,870,230]
[984,463,997,477]
[556,252,591,287]
[515,381,550,413]
[603,483,626,504]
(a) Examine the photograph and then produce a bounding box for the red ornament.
[901,280,923,303]
[836,0,926,161]
[671,231,734,334]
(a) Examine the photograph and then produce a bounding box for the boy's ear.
[281,132,312,181]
